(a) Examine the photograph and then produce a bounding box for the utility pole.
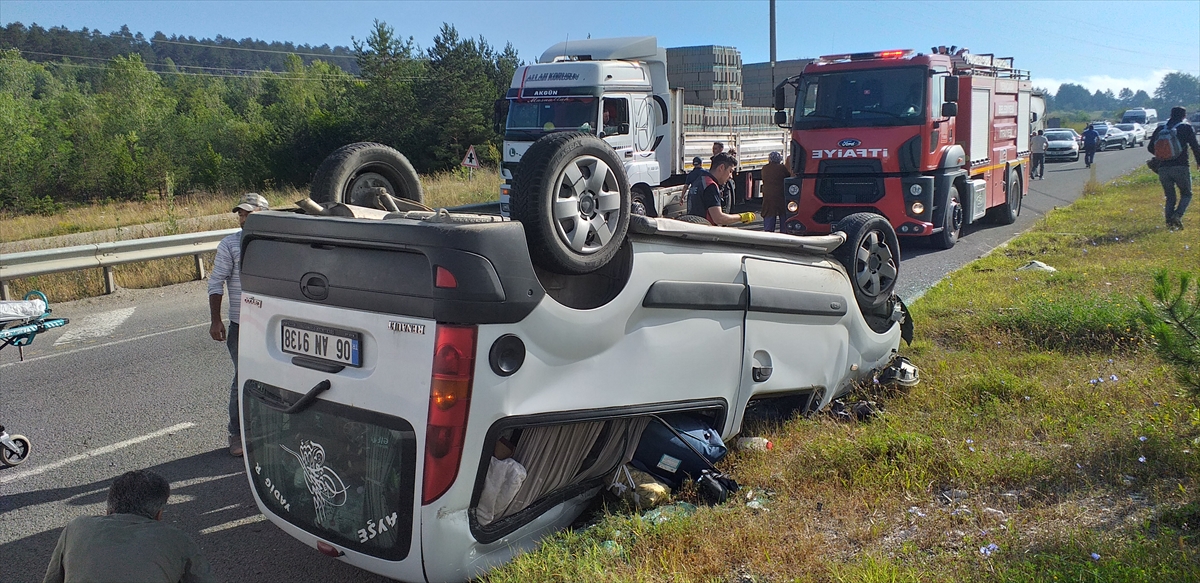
[770,0,776,92]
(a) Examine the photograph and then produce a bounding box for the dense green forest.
[0,21,517,214]
[1,22,361,75]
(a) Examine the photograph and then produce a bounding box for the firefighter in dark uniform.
[686,152,756,226]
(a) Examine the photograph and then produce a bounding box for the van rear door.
[236,212,543,579]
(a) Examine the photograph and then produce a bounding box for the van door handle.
[251,379,331,415]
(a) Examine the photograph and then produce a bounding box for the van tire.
[833,213,900,310]
[511,132,631,275]
[676,214,710,225]
[311,142,424,207]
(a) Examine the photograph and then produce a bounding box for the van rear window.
[243,380,417,561]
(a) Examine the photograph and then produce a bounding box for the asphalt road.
[0,145,1149,583]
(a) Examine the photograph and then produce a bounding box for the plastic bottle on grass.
[735,437,773,452]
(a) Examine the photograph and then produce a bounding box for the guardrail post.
[103,266,116,294]
[194,253,207,280]
[1,280,9,301]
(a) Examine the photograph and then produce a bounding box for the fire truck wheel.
[511,132,631,275]
[931,187,963,250]
[632,185,657,217]
[833,213,900,311]
[995,171,1022,225]
[310,142,424,208]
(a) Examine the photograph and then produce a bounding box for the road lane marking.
[0,422,197,485]
[0,322,207,369]
[200,513,267,534]
[54,307,135,345]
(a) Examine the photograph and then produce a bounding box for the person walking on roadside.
[760,151,790,232]
[1030,130,1048,179]
[1082,124,1101,168]
[1147,106,1200,230]
[209,192,269,457]
[44,470,217,583]
[686,152,756,226]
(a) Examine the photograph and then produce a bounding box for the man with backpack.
[1147,107,1200,230]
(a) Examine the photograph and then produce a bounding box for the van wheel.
[311,142,424,207]
[833,213,900,310]
[511,132,631,275]
[994,171,1021,225]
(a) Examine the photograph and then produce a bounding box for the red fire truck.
[772,47,1036,249]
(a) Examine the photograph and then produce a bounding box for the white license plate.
[280,320,362,367]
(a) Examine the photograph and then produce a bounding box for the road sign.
[461,145,481,169]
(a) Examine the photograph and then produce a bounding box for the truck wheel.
[511,132,630,275]
[832,213,899,310]
[310,142,424,207]
[632,185,657,217]
[994,171,1021,225]
[931,186,963,250]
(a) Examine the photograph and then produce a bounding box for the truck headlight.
[787,201,798,213]
[911,201,925,214]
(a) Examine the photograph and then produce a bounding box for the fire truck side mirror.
[775,110,790,126]
[941,102,959,117]
[943,76,959,102]
[774,85,787,111]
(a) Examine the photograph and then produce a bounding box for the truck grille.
[813,160,885,205]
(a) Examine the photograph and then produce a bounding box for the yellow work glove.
[739,212,756,224]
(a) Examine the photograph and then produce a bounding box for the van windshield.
[506,98,598,139]
[793,66,927,129]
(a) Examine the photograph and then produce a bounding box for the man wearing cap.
[208,193,268,457]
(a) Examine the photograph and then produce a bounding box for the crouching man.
[44,469,216,583]
[686,152,756,226]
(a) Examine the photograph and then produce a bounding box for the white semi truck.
[497,37,788,218]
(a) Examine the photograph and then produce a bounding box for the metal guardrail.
[0,228,239,300]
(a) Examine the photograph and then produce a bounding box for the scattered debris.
[1016,260,1057,272]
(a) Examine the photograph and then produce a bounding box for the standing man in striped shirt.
[208,193,269,457]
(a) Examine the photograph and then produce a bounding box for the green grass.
[484,167,1200,582]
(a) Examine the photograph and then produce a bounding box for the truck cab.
[499,37,672,216]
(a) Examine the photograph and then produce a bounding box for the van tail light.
[422,324,477,505]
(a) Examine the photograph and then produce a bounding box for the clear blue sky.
[4,0,1198,96]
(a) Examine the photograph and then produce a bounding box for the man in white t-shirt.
[208,192,268,457]
[1030,130,1049,179]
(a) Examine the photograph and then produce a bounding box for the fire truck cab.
[774,48,1035,249]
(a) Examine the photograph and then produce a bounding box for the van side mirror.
[774,110,790,127]
[941,102,958,117]
[1030,112,1039,122]
[774,85,787,111]
[943,76,959,102]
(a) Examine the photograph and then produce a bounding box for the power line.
[7,25,361,60]
[14,49,358,78]
[0,58,430,81]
